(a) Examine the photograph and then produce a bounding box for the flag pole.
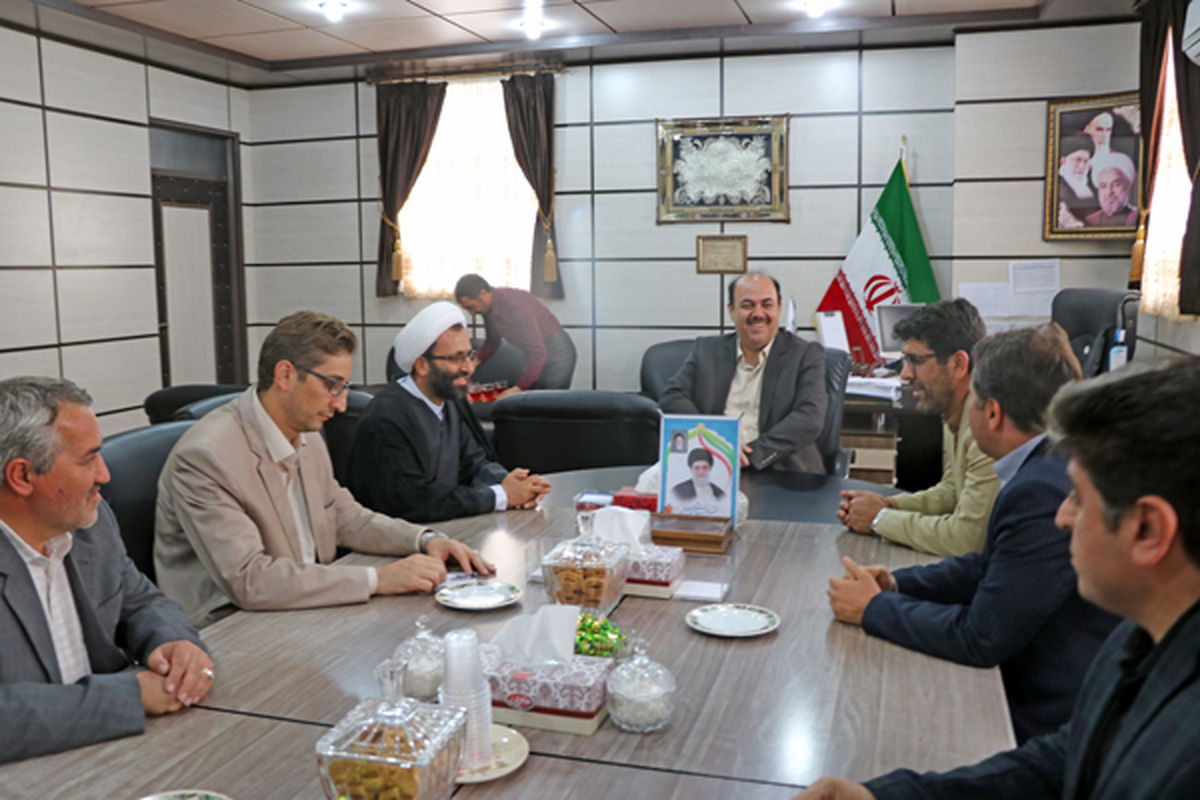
[899,135,909,182]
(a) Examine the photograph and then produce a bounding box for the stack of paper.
[846,376,902,401]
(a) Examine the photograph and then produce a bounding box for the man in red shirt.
[454,274,576,391]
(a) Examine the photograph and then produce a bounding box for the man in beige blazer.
[154,311,492,627]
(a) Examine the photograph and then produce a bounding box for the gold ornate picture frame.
[657,115,789,223]
[1043,92,1141,240]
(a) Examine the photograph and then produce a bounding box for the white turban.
[1090,151,1136,187]
[392,301,468,374]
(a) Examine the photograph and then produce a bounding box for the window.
[1143,42,1194,318]
[397,77,539,298]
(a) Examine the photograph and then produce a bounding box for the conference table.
[0,470,1013,798]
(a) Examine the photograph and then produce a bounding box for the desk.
[0,707,326,798]
[194,509,1013,789]
[542,466,901,524]
[843,393,943,491]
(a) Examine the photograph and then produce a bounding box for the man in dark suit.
[797,356,1200,800]
[826,326,1119,743]
[659,272,827,474]
[0,376,212,763]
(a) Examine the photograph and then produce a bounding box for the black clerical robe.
[346,382,509,523]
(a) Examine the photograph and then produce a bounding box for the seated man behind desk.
[346,302,550,523]
[454,273,576,392]
[827,326,1119,743]
[0,377,213,763]
[797,356,1200,800]
[839,299,1000,556]
[155,311,492,627]
[659,272,828,474]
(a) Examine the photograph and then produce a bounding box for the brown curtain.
[1138,0,1200,312]
[375,82,447,298]
[501,73,564,300]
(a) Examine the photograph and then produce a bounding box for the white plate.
[137,792,233,800]
[435,580,522,611]
[457,724,529,784]
[685,603,780,638]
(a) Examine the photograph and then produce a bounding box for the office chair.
[143,384,248,424]
[171,391,242,420]
[491,390,661,473]
[322,389,374,487]
[818,348,853,477]
[639,339,695,400]
[1051,288,1140,377]
[99,420,194,582]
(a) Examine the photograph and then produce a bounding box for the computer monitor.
[876,303,925,361]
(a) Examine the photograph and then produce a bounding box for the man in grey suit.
[659,272,828,474]
[0,377,211,763]
[155,311,493,627]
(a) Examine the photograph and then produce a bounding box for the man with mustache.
[838,299,1000,556]
[155,311,492,627]
[0,377,211,762]
[346,302,550,523]
[659,272,827,474]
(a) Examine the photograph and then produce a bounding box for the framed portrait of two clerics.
[1043,92,1142,240]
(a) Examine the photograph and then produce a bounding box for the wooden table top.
[0,707,326,799]
[194,509,1014,788]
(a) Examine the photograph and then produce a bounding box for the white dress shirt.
[0,519,91,683]
[724,335,775,447]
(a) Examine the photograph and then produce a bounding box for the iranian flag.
[817,159,940,365]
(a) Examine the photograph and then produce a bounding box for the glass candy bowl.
[393,615,445,702]
[605,639,676,733]
[316,659,466,800]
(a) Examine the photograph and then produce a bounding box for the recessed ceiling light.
[319,0,348,24]
[795,0,836,18]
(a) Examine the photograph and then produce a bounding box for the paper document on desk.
[846,376,902,401]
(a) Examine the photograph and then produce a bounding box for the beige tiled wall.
[0,26,245,434]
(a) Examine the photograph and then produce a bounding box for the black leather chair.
[323,389,374,486]
[1051,288,1140,377]
[144,384,248,424]
[172,391,242,420]
[491,390,661,474]
[99,420,194,582]
[818,348,852,477]
[639,339,694,401]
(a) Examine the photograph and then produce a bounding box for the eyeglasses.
[900,351,938,367]
[298,366,353,396]
[425,350,477,368]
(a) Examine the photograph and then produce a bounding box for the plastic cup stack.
[441,628,493,769]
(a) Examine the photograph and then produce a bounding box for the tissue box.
[573,491,613,511]
[625,544,685,599]
[480,643,614,735]
[612,487,658,512]
[542,539,630,618]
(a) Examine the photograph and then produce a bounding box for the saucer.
[456,724,529,783]
[435,580,521,611]
[685,603,780,638]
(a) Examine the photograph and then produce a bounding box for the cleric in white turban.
[345,301,551,523]
[391,301,469,375]
[1085,150,1138,228]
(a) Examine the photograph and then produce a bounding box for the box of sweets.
[480,644,615,734]
[627,544,685,586]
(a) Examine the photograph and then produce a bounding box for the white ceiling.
[10,0,1135,85]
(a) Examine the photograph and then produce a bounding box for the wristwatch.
[418,530,448,553]
[870,508,889,534]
